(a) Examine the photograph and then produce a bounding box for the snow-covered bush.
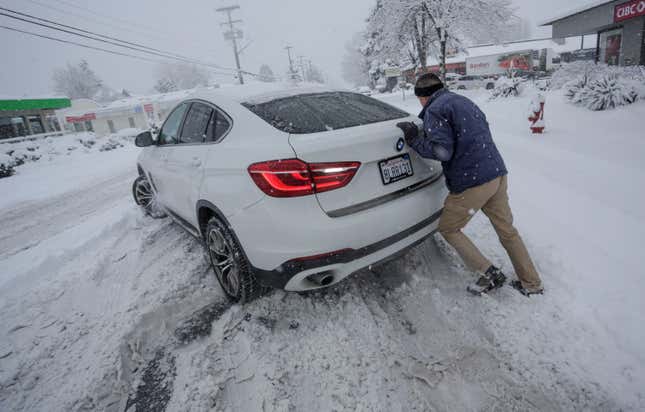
[574,74,638,111]
[78,137,96,149]
[550,61,604,90]
[7,148,40,166]
[489,76,523,99]
[99,138,125,152]
[563,76,589,105]
[554,62,644,110]
[0,153,15,178]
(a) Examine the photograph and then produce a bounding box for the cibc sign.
[615,0,645,22]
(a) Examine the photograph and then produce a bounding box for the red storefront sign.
[615,0,645,22]
[65,113,96,123]
[143,103,154,113]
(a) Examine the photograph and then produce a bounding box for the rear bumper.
[251,208,442,290]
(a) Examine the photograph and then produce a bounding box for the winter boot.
[467,266,507,295]
[510,280,544,297]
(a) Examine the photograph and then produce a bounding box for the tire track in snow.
[0,171,135,260]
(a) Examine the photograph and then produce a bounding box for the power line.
[17,0,240,65]
[0,24,242,77]
[0,4,262,78]
[0,7,238,73]
[0,24,162,64]
[22,0,182,43]
[0,6,187,60]
[51,0,174,38]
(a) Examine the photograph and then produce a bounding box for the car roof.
[186,82,340,106]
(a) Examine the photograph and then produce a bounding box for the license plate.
[378,154,414,185]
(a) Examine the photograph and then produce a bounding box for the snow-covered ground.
[0,90,644,411]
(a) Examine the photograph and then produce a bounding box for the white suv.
[133,85,447,302]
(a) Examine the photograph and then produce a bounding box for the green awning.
[0,98,71,111]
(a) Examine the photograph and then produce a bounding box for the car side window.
[180,103,214,144]
[158,103,188,145]
[205,108,231,142]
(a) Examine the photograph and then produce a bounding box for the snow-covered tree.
[364,0,514,82]
[306,64,325,84]
[258,64,276,82]
[52,60,103,99]
[155,62,210,91]
[341,32,372,87]
[154,77,178,93]
[94,86,121,103]
[363,1,434,70]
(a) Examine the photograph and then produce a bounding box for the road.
[0,164,629,411]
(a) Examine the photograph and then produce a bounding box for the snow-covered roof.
[0,94,68,100]
[422,36,585,67]
[465,37,583,57]
[539,0,614,25]
[188,82,337,105]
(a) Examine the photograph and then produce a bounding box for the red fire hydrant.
[528,94,545,134]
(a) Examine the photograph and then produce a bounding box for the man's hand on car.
[396,122,420,146]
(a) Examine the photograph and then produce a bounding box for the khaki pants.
[438,175,542,289]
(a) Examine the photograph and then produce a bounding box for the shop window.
[46,115,61,132]
[74,123,84,132]
[84,121,94,132]
[27,116,44,135]
[599,28,622,65]
[128,117,136,128]
[0,117,13,139]
[107,119,116,134]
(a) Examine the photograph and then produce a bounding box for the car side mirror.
[135,131,154,147]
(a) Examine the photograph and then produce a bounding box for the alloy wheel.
[208,227,240,297]
[133,177,154,207]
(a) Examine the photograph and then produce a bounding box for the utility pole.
[298,55,306,82]
[285,45,296,80]
[216,5,244,85]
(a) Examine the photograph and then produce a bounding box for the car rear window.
[242,92,409,134]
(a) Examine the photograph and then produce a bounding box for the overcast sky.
[0,0,592,97]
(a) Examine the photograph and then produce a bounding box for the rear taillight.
[248,159,360,198]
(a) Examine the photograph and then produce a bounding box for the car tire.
[132,175,166,218]
[205,216,265,303]
[485,83,495,90]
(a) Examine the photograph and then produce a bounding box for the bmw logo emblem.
[395,138,405,152]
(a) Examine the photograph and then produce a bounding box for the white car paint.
[137,84,447,291]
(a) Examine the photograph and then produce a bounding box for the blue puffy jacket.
[408,88,507,194]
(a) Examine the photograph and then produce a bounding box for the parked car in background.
[444,72,462,89]
[356,86,373,96]
[132,85,447,302]
[454,75,497,90]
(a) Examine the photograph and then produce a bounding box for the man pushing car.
[397,73,543,296]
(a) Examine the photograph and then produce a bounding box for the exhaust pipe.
[307,271,335,286]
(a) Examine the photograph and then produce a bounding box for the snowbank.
[0,129,142,180]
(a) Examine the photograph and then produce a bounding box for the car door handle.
[191,157,202,167]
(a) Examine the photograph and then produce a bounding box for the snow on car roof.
[188,82,339,105]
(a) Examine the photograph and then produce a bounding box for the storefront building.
[541,0,645,66]
[0,97,70,140]
[60,94,186,137]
